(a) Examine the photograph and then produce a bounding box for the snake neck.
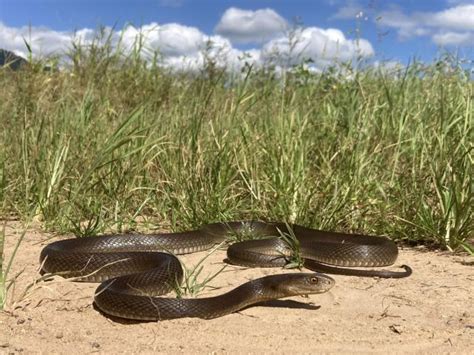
[94,277,285,321]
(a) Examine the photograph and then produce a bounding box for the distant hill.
[0,49,28,70]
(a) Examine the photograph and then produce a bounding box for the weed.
[174,243,227,298]
[277,223,305,269]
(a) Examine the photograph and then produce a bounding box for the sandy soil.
[1,223,473,354]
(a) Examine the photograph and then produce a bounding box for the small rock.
[55,333,63,339]
[16,319,25,325]
[91,342,100,349]
[389,324,402,334]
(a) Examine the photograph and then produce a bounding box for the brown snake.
[39,221,411,321]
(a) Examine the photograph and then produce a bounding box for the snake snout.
[282,273,335,296]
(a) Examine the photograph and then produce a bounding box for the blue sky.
[1,0,473,70]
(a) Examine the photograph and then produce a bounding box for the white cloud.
[372,59,405,74]
[164,34,256,73]
[0,11,374,73]
[121,23,205,57]
[431,5,474,30]
[378,4,474,45]
[261,27,374,67]
[377,9,417,36]
[0,21,260,73]
[432,31,474,46]
[331,0,364,20]
[0,22,72,58]
[215,7,287,44]
[119,25,258,72]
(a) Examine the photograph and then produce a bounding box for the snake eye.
[310,277,319,284]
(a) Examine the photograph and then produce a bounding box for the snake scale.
[39,221,411,321]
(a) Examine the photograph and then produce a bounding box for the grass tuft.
[1,224,28,310]
[174,243,227,298]
[277,223,305,269]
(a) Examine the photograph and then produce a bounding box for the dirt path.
[1,224,473,354]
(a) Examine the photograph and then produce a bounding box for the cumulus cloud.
[0,22,73,58]
[261,27,374,67]
[161,34,255,72]
[0,21,258,72]
[215,7,287,44]
[121,23,205,57]
[119,25,259,72]
[0,10,374,73]
[378,4,474,45]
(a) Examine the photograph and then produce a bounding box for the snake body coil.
[40,221,411,321]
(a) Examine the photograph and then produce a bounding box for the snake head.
[269,272,335,297]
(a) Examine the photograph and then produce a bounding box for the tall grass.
[1,225,28,310]
[0,41,472,252]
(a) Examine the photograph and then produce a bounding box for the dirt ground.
[1,223,473,354]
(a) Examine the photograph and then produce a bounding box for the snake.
[39,220,411,321]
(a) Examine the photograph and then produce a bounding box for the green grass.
[277,223,305,269]
[0,41,472,255]
[174,243,227,298]
[1,224,28,310]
